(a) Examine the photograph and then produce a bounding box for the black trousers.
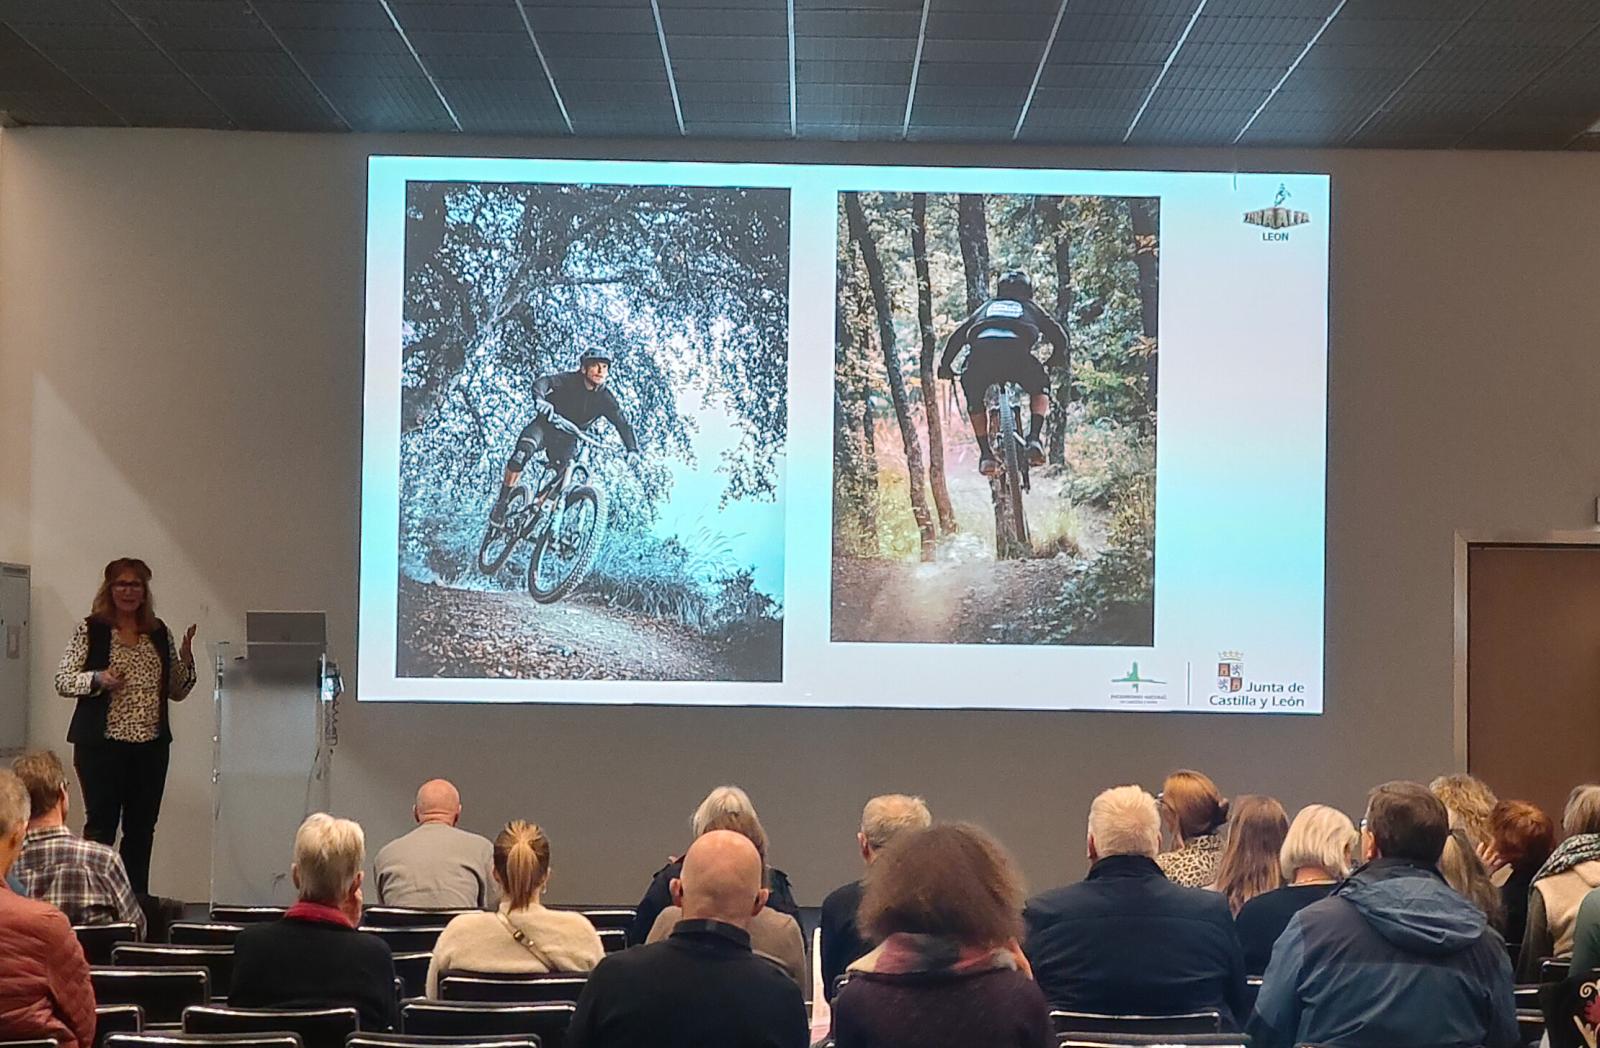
[74,739,170,896]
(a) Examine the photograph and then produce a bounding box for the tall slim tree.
[1039,196,1075,464]
[1129,197,1160,415]
[844,192,935,562]
[833,299,877,548]
[911,194,956,535]
[957,194,991,312]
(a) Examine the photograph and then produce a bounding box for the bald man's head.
[670,829,767,928]
[414,779,462,826]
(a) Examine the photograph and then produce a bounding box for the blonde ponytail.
[494,820,550,910]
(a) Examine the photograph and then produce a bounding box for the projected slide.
[362,158,1328,713]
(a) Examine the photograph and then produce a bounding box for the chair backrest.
[114,944,234,1000]
[208,907,286,925]
[107,1034,304,1048]
[361,909,475,929]
[183,1006,358,1048]
[1056,1037,1247,1047]
[593,929,625,954]
[346,1036,539,1048]
[1,1040,66,1048]
[391,953,431,1001]
[571,909,635,933]
[95,1003,145,1048]
[1050,1010,1224,1036]
[399,1002,576,1048]
[169,924,246,947]
[92,967,211,1026]
[437,974,588,1005]
[363,927,446,953]
[1542,957,1572,984]
[77,922,144,964]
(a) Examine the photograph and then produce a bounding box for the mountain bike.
[476,413,611,603]
[952,355,1033,560]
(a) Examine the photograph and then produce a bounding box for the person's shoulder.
[1024,881,1084,916]
[821,879,862,912]
[541,907,603,937]
[1,888,74,936]
[441,910,499,935]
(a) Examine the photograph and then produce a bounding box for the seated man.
[819,793,931,999]
[0,769,96,1048]
[1248,781,1518,1048]
[1024,784,1248,1026]
[11,750,145,938]
[566,830,808,1048]
[231,813,398,1031]
[374,779,497,910]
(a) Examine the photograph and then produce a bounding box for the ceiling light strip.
[901,0,933,139]
[376,0,462,132]
[1013,0,1071,140]
[649,0,687,135]
[1233,0,1347,144]
[1124,0,1208,143]
[512,0,574,135]
[787,0,798,137]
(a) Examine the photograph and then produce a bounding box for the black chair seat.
[363,928,446,953]
[183,1006,358,1048]
[438,974,588,1005]
[1050,1009,1224,1036]
[96,1004,146,1048]
[92,967,211,1027]
[400,1002,575,1048]
[362,909,474,929]
[593,930,625,955]
[107,1035,304,1048]
[1057,1037,1247,1047]
[346,1036,538,1048]
[114,944,234,1001]
[169,924,246,947]
[208,907,286,925]
[77,922,143,964]
[392,953,431,1001]
[1542,958,1572,984]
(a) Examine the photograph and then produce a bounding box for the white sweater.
[426,903,605,997]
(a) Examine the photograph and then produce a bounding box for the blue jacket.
[1248,858,1519,1048]
[1023,853,1249,1028]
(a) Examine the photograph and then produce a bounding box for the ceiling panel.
[795,0,920,138]
[657,0,788,136]
[0,18,124,125]
[518,0,677,136]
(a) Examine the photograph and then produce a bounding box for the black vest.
[67,617,174,745]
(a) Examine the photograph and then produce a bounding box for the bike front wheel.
[477,487,530,575]
[528,485,609,603]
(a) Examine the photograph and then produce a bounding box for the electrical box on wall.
[0,563,29,756]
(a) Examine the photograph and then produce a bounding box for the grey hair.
[1562,784,1600,837]
[861,794,932,851]
[0,770,29,839]
[1279,804,1357,880]
[293,813,365,904]
[691,785,768,862]
[1089,785,1162,859]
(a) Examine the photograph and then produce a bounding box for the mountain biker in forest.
[487,350,640,527]
[936,271,1068,477]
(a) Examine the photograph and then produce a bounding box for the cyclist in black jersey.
[936,271,1068,477]
[488,350,640,527]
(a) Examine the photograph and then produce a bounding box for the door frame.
[1452,529,1600,774]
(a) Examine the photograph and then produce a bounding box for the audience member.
[646,882,807,989]
[1155,769,1230,887]
[833,822,1050,1048]
[1430,773,1499,849]
[1024,785,1247,1026]
[1440,828,1504,932]
[1570,887,1600,976]
[1235,804,1356,975]
[566,830,807,1048]
[1211,794,1289,915]
[628,785,799,945]
[230,813,398,1030]
[819,793,932,999]
[1248,781,1518,1048]
[426,821,603,996]
[1482,799,1555,950]
[374,778,497,910]
[1518,783,1600,982]
[11,749,145,938]
[0,769,96,1048]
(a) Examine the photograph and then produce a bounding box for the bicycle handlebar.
[546,411,609,450]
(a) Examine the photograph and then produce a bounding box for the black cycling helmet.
[579,349,614,367]
[997,270,1033,300]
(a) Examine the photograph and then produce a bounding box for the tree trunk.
[957,194,991,313]
[1129,197,1160,417]
[1040,197,1075,465]
[844,192,936,562]
[833,303,877,549]
[911,194,956,535]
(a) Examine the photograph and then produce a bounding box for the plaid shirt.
[13,825,146,939]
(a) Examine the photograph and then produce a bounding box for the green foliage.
[1059,409,1156,508]
[1043,469,1155,644]
[584,524,781,636]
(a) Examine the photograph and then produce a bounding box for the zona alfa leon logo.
[1244,184,1310,230]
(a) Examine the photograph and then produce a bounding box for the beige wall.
[4,128,1597,905]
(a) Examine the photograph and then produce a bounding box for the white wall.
[4,129,1598,905]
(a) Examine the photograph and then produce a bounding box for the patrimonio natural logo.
[1112,662,1165,692]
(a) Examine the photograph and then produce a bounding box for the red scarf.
[285,900,354,928]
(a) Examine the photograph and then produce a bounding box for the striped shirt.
[13,825,146,939]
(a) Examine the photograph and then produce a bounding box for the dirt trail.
[397,579,740,681]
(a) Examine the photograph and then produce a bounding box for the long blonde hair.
[89,558,156,633]
[494,820,551,910]
[1213,794,1289,915]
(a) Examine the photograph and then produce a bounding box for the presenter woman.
[54,558,196,896]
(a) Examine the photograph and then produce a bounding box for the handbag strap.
[497,911,553,968]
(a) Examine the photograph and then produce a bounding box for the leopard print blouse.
[1155,832,1226,887]
[56,621,197,743]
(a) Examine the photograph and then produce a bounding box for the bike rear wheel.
[992,392,1031,559]
[528,485,608,604]
[477,487,529,575]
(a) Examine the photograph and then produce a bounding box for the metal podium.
[208,612,341,906]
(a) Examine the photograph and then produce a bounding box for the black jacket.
[566,919,808,1048]
[533,372,638,452]
[68,618,174,744]
[1234,883,1337,975]
[628,859,798,945]
[229,916,398,1031]
[819,879,868,1001]
[1023,853,1249,1027]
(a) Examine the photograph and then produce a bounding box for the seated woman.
[832,822,1051,1048]
[628,785,799,945]
[1234,804,1356,975]
[1211,795,1290,915]
[427,821,603,996]
[1518,784,1600,982]
[1155,770,1230,887]
[1430,773,1499,849]
[1440,828,1505,933]
[1483,799,1555,950]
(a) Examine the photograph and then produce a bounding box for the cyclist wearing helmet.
[936,271,1068,476]
[488,350,639,526]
